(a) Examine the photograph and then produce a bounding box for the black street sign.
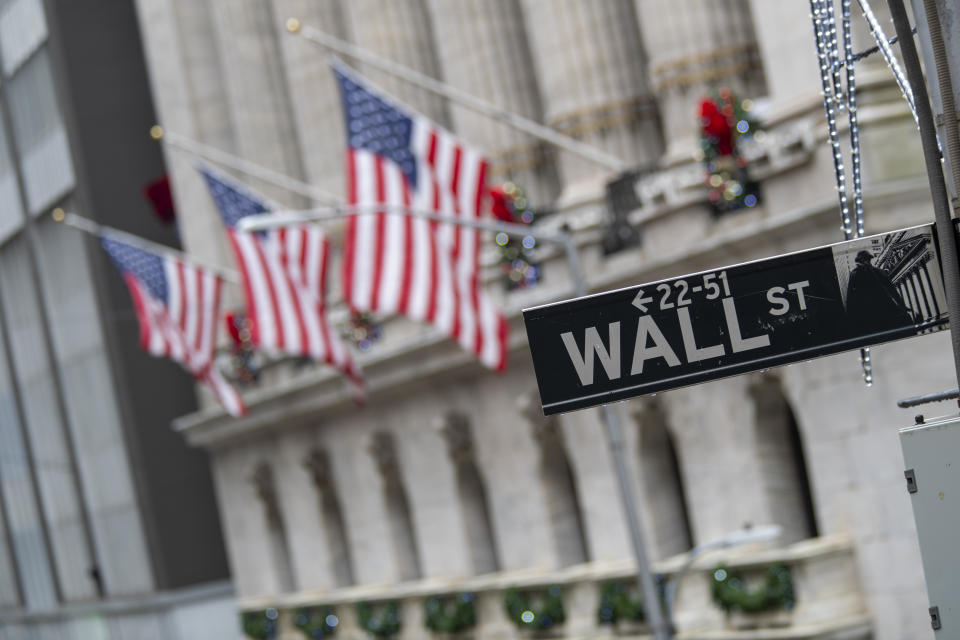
[524,224,950,415]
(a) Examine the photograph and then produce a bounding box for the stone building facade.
[134,1,946,638]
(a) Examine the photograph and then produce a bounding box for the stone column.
[516,391,590,567]
[341,0,449,126]
[746,0,819,107]
[436,411,500,575]
[748,375,818,544]
[250,462,296,592]
[426,0,561,206]
[631,399,694,559]
[519,0,663,187]
[209,446,292,598]
[636,0,766,158]
[303,448,356,587]
[269,0,350,198]
[208,0,307,205]
[369,431,423,582]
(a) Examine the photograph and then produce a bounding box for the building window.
[0,0,46,76]
[0,308,56,608]
[0,102,23,243]
[6,47,74,214]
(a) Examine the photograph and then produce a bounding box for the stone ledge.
[0,579,234,623]
[235,534,868,640]
[174,175,929,448]
[238,534,853,609]
[680,615,871,640]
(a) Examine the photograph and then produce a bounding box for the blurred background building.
[0,0,234,638]
[1,0,952,638]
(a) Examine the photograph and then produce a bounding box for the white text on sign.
[563,282,783,386]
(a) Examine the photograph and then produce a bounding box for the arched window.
[250,462,295,592]
[749,375,819,542]
[369,432,422,581]
[437,411,500,574]
[518,391,590,566]
[634,400,693,558]
[303,449,355,587]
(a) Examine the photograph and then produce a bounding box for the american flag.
[198,164,364,394]
[333,62,508,371]
[100,235,246,417]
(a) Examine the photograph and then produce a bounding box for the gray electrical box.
[899,414,960,633]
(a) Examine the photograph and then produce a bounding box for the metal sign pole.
[887,0,960,398]
[599,404,673,640]
[561,236,672,639]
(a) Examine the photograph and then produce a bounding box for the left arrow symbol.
[632,288,653,312]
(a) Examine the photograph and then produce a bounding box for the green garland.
[711,563,795,613]
[241,609,279,640]
[355,600,401,637]
[697,88,761,214]
[424,592,477,634]
[597,581,646,625]
[504,586,565,631]
[293,605,339,638]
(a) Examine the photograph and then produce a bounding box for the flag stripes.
[199,165,363,393]
[100,235,245,416]
[335,64,508,370]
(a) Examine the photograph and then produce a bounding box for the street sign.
[524,223,950,415]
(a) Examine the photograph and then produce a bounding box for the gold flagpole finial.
[149,125,164,140]
[286,17,301,33]
[51,208,65,223]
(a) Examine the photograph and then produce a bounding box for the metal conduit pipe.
[922,0,960,205]
[887,0,960,400]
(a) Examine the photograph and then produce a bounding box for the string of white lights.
[826,0,846,111]
[841,0,866,240]
[810,0,873,385]
[811,0,853,240]
[842,0,872,385]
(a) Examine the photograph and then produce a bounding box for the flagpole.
[52,209,241,284]
[149,126,342,206]
[236,205,574,245]
[286,19,627,174]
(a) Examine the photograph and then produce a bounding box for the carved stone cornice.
[517,389,563,449]
[368,431,398,479]
[435,411,474,467]
[630,396,666,427]
[747,371,786,413]
[250,462,282,527]
[303,448,333,491]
